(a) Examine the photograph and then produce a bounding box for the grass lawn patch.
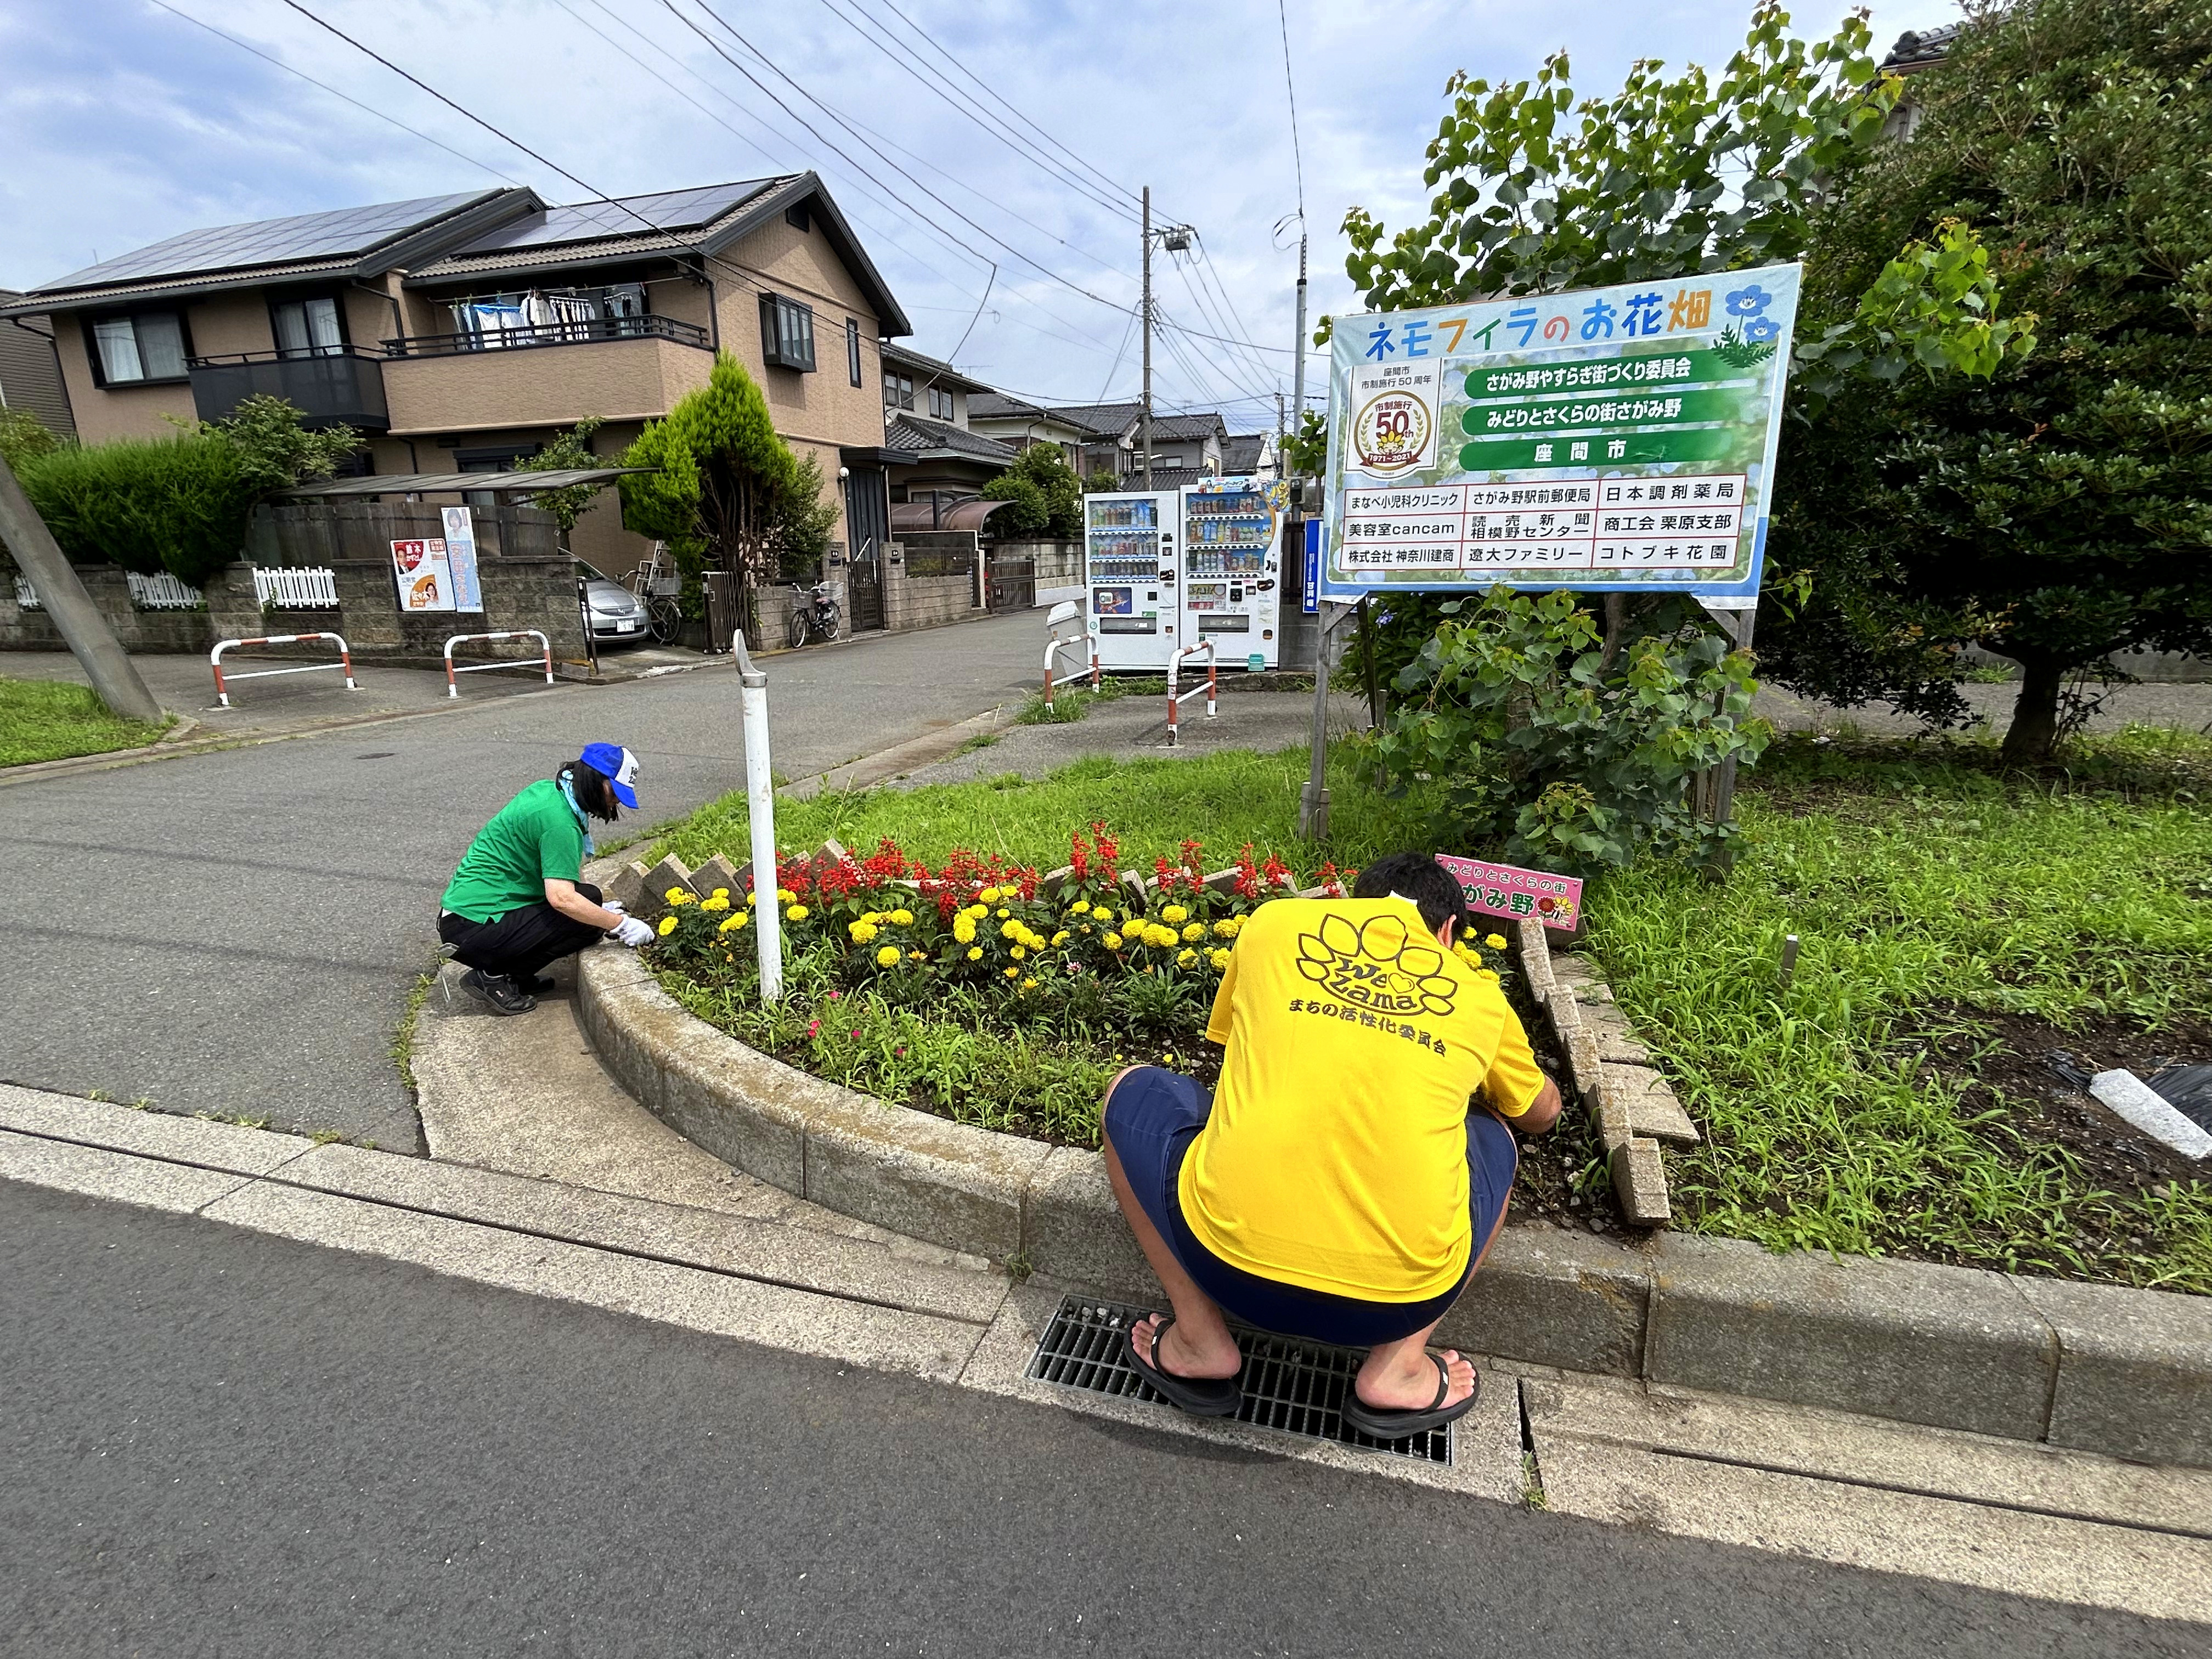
[1598,727,2212,1292]
[0,675,172,767]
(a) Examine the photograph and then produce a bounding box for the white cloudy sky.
[0,0,1960,431]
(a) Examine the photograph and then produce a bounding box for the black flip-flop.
[1123,1313,1242,1418]
[1341,1352,1480,1440]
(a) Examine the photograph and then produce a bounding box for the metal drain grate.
[1026,1295,1453,1465]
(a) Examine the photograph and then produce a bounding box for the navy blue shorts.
[1103,1066,1520,1348]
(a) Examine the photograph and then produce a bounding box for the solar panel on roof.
[35,192,494,292]
[448,179,781,255]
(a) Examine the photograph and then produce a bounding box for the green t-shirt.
[441,778,587,923]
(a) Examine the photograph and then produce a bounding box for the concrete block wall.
[1,560,217,653]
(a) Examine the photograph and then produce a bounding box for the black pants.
[438,882,605,980]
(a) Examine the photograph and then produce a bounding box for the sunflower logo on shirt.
[1294,912,1458,1018]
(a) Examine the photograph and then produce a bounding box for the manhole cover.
[1026,1295,1453,1465]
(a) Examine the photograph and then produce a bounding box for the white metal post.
[732,629,783,1002]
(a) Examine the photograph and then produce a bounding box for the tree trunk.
[2000,655,2066,765]
[1601,592,1627,670]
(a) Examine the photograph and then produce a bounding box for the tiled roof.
[885,413,1017,463]
[881,339,992,393]
[966,395,1227,443]
[1880,24,1962,72]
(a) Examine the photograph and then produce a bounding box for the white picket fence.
[128,571,206,610]
[253,566,340,608]
[12,575,36,610]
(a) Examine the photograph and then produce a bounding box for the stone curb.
[575,923,2212,1471]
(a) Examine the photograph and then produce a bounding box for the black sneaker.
[461,967,537,1015]
[515,973,556,996]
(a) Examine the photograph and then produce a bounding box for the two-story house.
[965,393,1229,486]
[878,340,1017,531]
[0,173,912,580]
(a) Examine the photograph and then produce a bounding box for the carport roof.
[276,467,653,497]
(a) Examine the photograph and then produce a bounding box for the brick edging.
[575,939,2212,1471]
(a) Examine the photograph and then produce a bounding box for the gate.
[987,551,1036,613]
[842,467,889,634]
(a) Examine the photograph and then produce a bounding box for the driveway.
[0,616,1043,1149]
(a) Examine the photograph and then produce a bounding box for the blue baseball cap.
[578,743,640,809]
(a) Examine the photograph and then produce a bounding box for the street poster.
[1322,263,1801,601]
[439,506,484,613]
[390,538,457,613]
[1436,854,1583,933]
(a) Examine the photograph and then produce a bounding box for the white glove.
[602,899,627,918]
[611,916,654,949]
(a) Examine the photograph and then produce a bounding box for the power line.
[1277,0,1305,217]
[143,0,523,185]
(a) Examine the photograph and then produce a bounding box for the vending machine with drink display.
[1083,488,1182,672]
[1178,477,1284,669]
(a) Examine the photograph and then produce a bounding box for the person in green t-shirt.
[438,742,655,1014]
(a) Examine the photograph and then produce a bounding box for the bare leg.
[1351,1185,1513,1412]
[1101,1069,1240,1380]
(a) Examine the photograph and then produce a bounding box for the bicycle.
[624,544,687,646]
[787,581,842,649]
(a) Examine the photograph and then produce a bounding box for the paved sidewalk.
[2,1084,2207,1638]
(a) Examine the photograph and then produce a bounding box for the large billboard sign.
[1321,264,1800,601]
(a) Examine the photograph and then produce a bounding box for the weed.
[85,1089,112,1103]
[1521,1452,1548,1510]
[129,1097,154,1111]
[956,732,1001,754]
[391,967,437,1094]
[1003,1250,1034,1283]
[312,1128,345,1146]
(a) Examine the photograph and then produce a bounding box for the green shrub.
[1374,588,1768,875]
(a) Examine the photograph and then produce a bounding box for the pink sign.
[1436,854,1583,932]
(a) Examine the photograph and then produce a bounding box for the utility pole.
[1140,185,1153,489]
[0,452,161,724]
[1294,223,1336,843]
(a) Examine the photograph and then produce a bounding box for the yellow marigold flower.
[1212,918,1238,938]
[1068,900,1090,916]
[1022,977,1037,990]
[996,906,1011,918]
[665,887,688,904]
[1161,905,1187,924]
[1148,924,1178,948]
[1003,966,1019,979]
[890,909,913,927]
[952,917,977,944]
[787,904,809,922]
[967,946,984,961]
[776,888,797,904]
[1177,948,1197,967]
[1102,932,1123,950]
[1207,947,1229,970]
[978,886,999,903]
[1181,923,1204,943]
[1477,968,1500,984]
[909,949,925,961]
[1000,919,1019,939]
[718,913,746,934]
[1051,930,1070,946]
[1011,945,1026,960]
[712,888,729,900]
[875,944,901,967]
[1486,933,1508,950]
[849,920,878,944]
[657,915,678,936]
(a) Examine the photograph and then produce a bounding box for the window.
[845,318,862,387]
[88,311,188,385]
[786,204,811,233]
[927,386,955,420]
[882,370,914,411]
[271,296,346,359]
[759,293,816,371]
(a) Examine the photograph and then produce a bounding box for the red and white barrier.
[1040,600,1101,704]
[209,633,357,708]
[443,630,554,697]
[1165,639,1217,747]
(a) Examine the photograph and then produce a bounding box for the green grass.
[1015,675,1165,726]
[1597,727,2212,1291]
[0,675,172,766]
[661,737,1423,876]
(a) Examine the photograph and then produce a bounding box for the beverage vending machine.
[1084,488,1181,672]
[1179,477,1284,669]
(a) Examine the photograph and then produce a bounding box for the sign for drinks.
[1436,855,1583,933]
[1322,264,1800,602]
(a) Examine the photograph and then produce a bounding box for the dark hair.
[1352,852,1468,941]
[560,760,621,823]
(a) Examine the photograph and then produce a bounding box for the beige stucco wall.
[709,217,887,454]
[50,314,195,443]
[382,336,715,436]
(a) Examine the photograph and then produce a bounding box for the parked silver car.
[578,564,651,644]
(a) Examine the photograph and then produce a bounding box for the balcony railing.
[188,347,389,433]
[381,313,710,359]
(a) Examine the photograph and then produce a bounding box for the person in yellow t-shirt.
[1102,852,1561,1437]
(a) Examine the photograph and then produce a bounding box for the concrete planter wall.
[2,562,215,653]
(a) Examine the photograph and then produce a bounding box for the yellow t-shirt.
[1177,896,1547,1302]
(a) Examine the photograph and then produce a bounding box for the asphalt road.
[0,618,1042,1149]
[3,1180,2187,1659]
